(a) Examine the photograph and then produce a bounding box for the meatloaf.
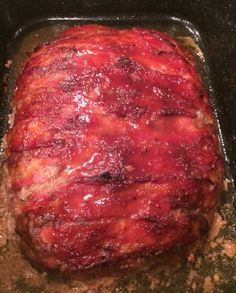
[2,24,224,271]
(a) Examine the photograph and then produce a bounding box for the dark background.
[0,0,235,182]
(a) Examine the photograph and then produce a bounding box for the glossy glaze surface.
[4,25,223,271]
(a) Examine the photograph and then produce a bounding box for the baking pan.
[0,1,236,292]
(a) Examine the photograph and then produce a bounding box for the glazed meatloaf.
[3,25,223,271]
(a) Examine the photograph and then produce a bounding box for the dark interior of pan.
[0,1,235,292]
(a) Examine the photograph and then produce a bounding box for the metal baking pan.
[0,1,235,292]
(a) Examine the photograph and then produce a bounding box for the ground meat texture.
[4,25,224,271]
